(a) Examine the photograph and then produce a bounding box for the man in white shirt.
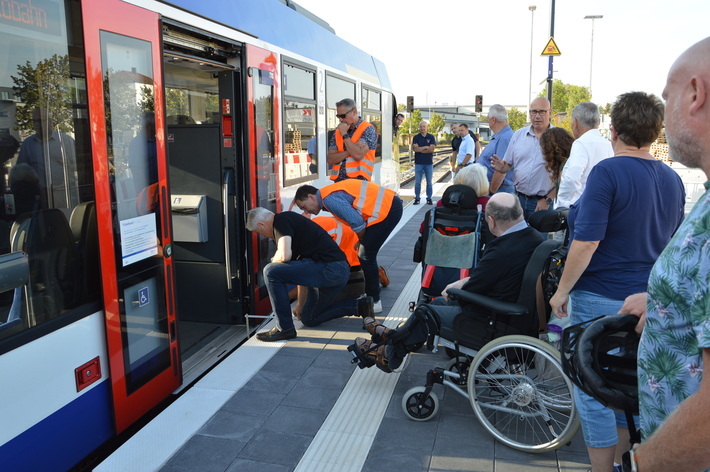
[455,123,475,173]
[556,102,613,209]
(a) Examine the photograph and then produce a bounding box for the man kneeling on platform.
[247,208,351,342]
[349,193,543,371]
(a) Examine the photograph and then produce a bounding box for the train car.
[0,0,396,469]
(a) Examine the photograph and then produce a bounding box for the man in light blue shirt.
[476,104,514,194]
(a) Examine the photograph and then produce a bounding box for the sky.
[293,0,709,110]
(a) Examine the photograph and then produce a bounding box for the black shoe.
[358,296,375,319]
[413,199,420,205]
[426,199,433,205]
[256,326,297,342]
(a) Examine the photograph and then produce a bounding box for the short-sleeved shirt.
[477,125,514,190]
[638,182,710,441]
[502,125,554,196]
[328,118,378,151]
[451,130,478,153]
[307,137,317,156]
[273,211,345,263]
[568,156,685,300]
[412,133,436,165]
[457,134,474,165]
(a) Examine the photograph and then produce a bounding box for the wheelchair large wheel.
[467,335,579,453]
[402,387,440,422]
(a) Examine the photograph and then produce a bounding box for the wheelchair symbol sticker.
[138,287,149,307]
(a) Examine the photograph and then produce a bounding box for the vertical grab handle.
[223,169,234,291]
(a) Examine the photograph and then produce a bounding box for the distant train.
[0,0,396,469]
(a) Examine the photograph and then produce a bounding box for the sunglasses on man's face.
[336,109,353,119]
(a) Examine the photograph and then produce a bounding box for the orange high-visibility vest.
[320,179,395,228]
[330,121,376,181]
[312,216,360,267]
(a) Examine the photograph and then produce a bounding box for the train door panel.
[245,45,280,316]
[81,0,179,433]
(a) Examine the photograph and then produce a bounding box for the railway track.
[399,149,452,188]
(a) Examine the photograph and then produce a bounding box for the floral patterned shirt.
[638,181,710,440]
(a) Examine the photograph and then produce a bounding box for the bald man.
[617,37,710,472]
[426,193,543,329]
[491,97,556,219]
[411,120,436,204]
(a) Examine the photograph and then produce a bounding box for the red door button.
[75,357,102,392]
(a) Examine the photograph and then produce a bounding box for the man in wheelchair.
[349,192,545,372]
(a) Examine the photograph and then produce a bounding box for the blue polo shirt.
[412,133,436,165]
[568,156,685,300]
[477,125,514,191]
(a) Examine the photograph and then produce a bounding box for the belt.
[516,192,545,200]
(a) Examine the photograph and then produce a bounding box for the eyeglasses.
[336,108,354,119]
[530,109,549,116]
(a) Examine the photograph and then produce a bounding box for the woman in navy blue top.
[549,92,685,472]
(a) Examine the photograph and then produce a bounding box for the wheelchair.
[414,184,490,305]
[350,238,580,453]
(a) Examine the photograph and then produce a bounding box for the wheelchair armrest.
[447,288,528,316]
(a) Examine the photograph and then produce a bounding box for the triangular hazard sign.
[541,37,561,56]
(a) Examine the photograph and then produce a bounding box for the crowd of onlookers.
[251,37,710,472]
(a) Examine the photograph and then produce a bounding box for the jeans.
[570,290,636,448]
[414,164,433,201]
[300,288,358,327]
[263,259,349,330]
[359,196,403,302]
[517,193,545,220]
[518,193,553,238]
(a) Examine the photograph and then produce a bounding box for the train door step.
[175,323,247,393]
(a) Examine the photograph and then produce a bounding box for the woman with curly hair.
[540,127,574,186]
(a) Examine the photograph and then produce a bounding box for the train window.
[362,87,382,161]
[325,74,355,130]
[164,59,220,125]
[283,63,316,186]
[284,64,315,101]
[0,0,98,343]
[362,89,381,111]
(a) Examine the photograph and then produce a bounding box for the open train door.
[245,45,281,316]
[82,0,180,432]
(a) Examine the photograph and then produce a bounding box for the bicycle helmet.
[528,208,568,233]
[562,314,640,415]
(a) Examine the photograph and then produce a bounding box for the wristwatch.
[545,197,554,205]
[622,446,639,472]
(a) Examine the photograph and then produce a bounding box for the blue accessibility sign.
[138,287,150,307]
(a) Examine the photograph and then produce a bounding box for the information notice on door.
[119,213,159,266]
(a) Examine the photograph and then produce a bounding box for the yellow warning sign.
[541,37,561,56]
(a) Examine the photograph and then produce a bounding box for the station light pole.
[546,0,556,104]
[528,5,536,107]
[584,15,603,96]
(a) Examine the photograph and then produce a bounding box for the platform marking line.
[294,265,422,472]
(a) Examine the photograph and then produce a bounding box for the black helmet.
[562,314,640,415]
[528,208,568,233]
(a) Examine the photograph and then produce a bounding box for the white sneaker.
[373,300,383,313]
